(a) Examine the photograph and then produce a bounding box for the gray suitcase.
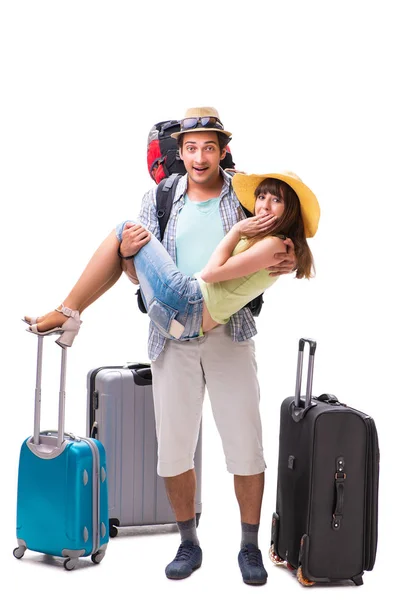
[87,362,202,537]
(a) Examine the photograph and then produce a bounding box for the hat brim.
[232,172,320,238]
[171,127,232,139]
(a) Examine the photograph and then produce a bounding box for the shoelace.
[243,547,263,567]
[175,543,196,562]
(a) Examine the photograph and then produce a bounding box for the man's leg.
[201,325,268,585]
[234,472,266,574]
[164,469,199,552]
[234,472,264,525]
[152,337,205,579]
[164,469,197,523]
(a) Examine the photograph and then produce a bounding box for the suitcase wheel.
[109,525,118,538]
[268,544,285,566]
[13,545,26,559]
[91,550,105,564]
[109,518,119,538]
[63,558,78,571]
[296,566,315,587]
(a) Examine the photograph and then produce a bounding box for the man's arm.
[119,223,151,283]
[119,187,159,284]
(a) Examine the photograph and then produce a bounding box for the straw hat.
[232,171,320,238]
[171,107,232,139]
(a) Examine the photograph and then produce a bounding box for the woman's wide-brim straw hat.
[232,171,320,238]
[171,106,232,139]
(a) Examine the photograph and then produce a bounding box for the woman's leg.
[133,234,192,308]
[132,234,204,338]
[25,231,123,332]
[115,219,194,307]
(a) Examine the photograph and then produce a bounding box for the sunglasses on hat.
[180,116,224,131]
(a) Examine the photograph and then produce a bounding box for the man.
[120,107,296,584]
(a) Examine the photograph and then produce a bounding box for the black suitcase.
[270,338,379,586]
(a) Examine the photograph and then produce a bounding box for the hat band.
[180,116,224,132]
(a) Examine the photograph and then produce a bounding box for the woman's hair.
[245,178,315,279]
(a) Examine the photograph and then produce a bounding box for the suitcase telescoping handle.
[294,337,316,407]
[294,337,317,409]
[33,336,67,448]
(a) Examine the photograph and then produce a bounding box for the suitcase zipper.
[363,417,379,570]
[82,437,101,554]
[331,408,379,570]
[88,366,121,435]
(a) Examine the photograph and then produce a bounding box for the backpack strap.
[156,173,182,240]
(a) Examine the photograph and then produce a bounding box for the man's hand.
[267,238,297,276]
[120,222,151,257]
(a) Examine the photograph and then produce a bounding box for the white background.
[1,1,398,598]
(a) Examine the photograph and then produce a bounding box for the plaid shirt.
[138,169,257,361]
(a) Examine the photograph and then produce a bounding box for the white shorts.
[151,325,266,477]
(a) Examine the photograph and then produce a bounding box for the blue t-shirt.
[176,194,224,276]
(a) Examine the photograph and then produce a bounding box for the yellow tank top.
[194,238,278,324]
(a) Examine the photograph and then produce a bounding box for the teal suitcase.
[14,336,109,570]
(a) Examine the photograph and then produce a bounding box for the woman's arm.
[200,214,283,283]
[201,214,277,279]
[200,213,286,283]
[201,235,287,283]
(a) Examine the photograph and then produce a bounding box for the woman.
[24,171,320,347]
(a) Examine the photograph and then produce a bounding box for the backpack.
[147,120,236,184]
[135,173,264,317]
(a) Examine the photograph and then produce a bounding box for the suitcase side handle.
[123,362,150,370]
[123,362,152,385]
[292,338,317,421]
[134,368,152,384]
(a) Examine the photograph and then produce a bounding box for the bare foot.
[25,309,68,333]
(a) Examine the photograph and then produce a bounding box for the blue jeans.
[116,222,204,340]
